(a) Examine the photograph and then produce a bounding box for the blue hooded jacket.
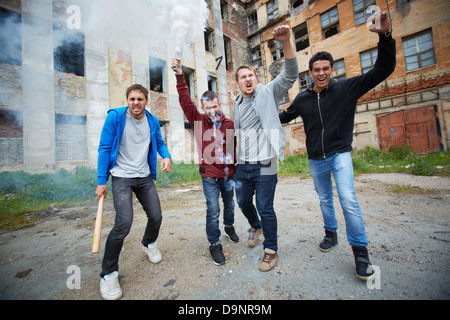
[97,107,171,185]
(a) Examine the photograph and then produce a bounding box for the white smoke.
[84,0,209,53]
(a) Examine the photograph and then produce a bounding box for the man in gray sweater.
[233,25,299,271]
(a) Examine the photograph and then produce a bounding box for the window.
[298,71,312,91]
[267,0,279,22]
[271,41,284,62]
[224,36,232,71]
[0,8,22,66]
[360,47,377,74]
[353,0,376,26]
[291,0,305,11]
[251,46,262,68]
[208,73,217,92]
[321,7,340,39]
[293,23,309,51]
[221,1,227,21]
[402,29,436,72]
[333,59,346,80]
[280,91,290,104]
[149,56,166,93]
[53,24,85,76]
[55,114,87,161]
[247,11,258,34]
[204,28,214,53]
[183,67,195,99]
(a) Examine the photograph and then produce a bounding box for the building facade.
[0,0,250,173]
[0,0,449,173]
[242,0,449,156]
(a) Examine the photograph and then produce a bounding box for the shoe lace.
[248,228,255,240]
[262,252,275,263]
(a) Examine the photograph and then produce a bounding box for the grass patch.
[1,146,449,230]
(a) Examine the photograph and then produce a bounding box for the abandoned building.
[0,0,449,173]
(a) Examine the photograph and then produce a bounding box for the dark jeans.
[101,175,162,277]
[235,161,278,251]
[201,176,235,245]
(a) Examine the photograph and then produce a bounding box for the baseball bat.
[92,194,104,254]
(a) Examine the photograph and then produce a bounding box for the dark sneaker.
[224,225,239,243]
[209,243,225,265]
[319,230,338,252]
[352,246,375,280]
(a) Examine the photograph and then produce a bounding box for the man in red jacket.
[172,58,238,266]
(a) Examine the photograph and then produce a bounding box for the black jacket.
[279,34,396,160]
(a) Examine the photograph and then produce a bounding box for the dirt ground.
[0,173,449,301]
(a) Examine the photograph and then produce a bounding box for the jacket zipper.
[317,93,326,159]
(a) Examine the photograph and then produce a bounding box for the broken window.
[0,8,22,66]
[293,23,309,51]
[251,46,262,69]
[221,1,228,21]
[53,24,85,76]
[208,73,217,92]
[321,7,340,39]
[183,67,195,99]
[247,11,258,34]
[149,56,166,93]
[291,0,305,10]
[298,71,312,91]
[204,28,214,53]
[271,41,284,62]
[267,0,279,22]
[224,36,232,71]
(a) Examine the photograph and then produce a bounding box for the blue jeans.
[101,175,162,277]
[308,152,368,247]
[201,177,235,245]
[235,162,278,251]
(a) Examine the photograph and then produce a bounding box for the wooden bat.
[92,194,104,254]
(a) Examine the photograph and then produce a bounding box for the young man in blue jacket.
[95,84,171,299]
[279,11,396,280]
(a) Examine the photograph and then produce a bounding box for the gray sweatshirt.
[233,57,299,162]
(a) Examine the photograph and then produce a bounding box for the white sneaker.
[100,271,122,300]
[143,242,162,264]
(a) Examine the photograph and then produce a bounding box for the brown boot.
[247,227,262,247]
[259,248,278,272]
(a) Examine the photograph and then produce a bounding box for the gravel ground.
[0,173,449,301]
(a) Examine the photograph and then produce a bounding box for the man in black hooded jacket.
[279,11,396,280]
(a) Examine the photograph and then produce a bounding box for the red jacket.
[176,74,235,178]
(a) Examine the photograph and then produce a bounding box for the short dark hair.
[126,84,149,100]
[235,64,257,81]
[309,51,334,71]
[200,90,219,103]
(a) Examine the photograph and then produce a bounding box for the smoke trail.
[84,0,209,53]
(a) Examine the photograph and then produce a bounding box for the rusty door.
[376,106,440,153]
